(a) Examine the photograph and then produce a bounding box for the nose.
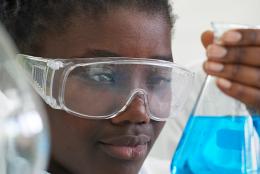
[111,93,150,125]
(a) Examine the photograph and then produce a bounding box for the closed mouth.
[99,135,151,160]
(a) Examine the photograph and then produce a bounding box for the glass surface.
[171,115,260,174]
[0,23,49,174]
[171,76,260,173]
[16,54,194,121]
[64,63,173,119]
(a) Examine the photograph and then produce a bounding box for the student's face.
[39,8,172,174]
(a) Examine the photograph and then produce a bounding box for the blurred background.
[171,0,260,66]
[0,23,49,174]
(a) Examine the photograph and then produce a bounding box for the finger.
[220,29,260,46]
[204,61,260,88]
[201,31,214,48]
[206,44,260,66]
[216,78,260,109]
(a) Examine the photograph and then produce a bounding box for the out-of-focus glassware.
[170,22,260,174]
[0,23,49,174]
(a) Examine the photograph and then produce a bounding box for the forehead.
[39,8,172,59]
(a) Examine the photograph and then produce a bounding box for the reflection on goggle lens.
[64,64,173,120]
[71,64,172,89]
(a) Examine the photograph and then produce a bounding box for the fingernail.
[217,78,232,89]
[205,62,224,72]
[222,30,242,43]
[207,45,227,58]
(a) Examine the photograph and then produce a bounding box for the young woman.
[1,1,259,174]
[0,1,187,174]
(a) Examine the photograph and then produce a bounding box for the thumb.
[201,31,214,48]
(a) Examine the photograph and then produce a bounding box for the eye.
[71,67,116,85]
[147,76,171,88]
[90,73,115,84]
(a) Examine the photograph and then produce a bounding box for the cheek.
[46,105,101,166]
[152,121,166,140]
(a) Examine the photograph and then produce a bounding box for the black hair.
[0,0,174,54]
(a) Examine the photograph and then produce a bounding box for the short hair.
[0,0,174,53]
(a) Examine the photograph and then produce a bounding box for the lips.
[99,135,151,160]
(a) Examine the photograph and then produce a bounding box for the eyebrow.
[150,55,173,62]
[88,50,121,57]
[84,49,173,62]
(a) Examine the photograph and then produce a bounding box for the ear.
[201,31,214,48]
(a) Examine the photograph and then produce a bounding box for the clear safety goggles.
[16,54,194,121]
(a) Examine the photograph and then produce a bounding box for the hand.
[201,29,260,113]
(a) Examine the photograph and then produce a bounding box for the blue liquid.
[171,116,260,174]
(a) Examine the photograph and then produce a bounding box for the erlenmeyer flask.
[171,22,260,174]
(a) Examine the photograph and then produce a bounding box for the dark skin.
[30,5,259,174]
[36,8,172,174]
[202,30,260,113]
